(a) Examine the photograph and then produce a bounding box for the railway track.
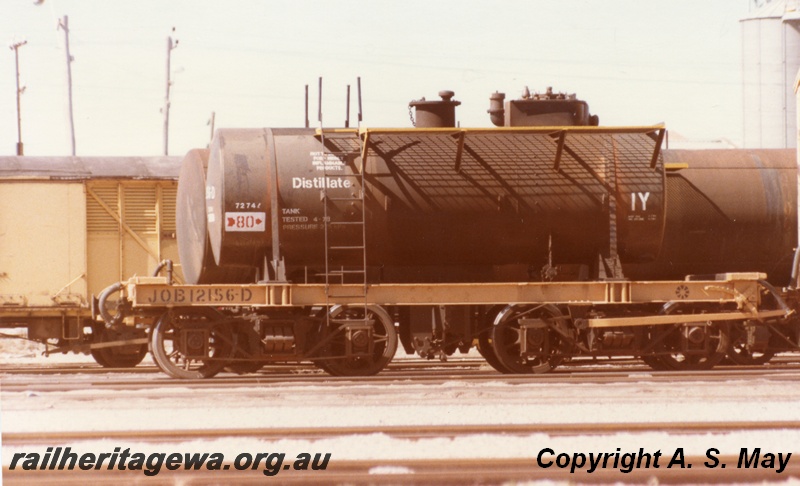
[0,358,487,375]
[3,360,800,393]
[7,420,800,444]
[2,352,798,375]
[4,359,800,484]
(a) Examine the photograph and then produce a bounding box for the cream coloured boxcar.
[0,156,181,366]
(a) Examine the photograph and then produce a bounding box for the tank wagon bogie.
[94,86,800,378]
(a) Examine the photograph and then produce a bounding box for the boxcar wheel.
[90,325,148,368]
[317,305,397,377]
[151,310,235,379]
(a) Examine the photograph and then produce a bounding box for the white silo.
[742,0,800,148]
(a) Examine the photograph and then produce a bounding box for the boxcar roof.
[0,156,182,180]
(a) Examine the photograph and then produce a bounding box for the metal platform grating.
[356,127,664,214]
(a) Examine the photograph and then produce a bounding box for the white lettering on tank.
[630,192,651,211]
[310,151,344,171]
[292,177,353,189]
[638,192,650,211]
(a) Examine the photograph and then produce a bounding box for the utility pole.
[10,40,27,156]
[345,84,350,128]
[58,15,76,156]
[163,32,178,155]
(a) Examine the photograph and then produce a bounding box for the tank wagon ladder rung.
[322,267,368,285]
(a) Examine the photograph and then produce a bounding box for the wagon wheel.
[317,305,397,377]
[490,304,569,374]
[224,326,267,374]
[727,321,775,365]
[652,303,730,371]
[640,323,676,371]
[640,353,672,371]
[150,310,235,379]
[90,324,148,368]
[477,328,512,373]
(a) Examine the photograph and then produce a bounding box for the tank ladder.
[318,130,369,317]
[317,77,371,363]
[318,131,373,367]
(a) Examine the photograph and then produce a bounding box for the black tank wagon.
[103,88,800,378]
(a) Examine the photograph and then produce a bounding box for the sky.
[1,0,760,157]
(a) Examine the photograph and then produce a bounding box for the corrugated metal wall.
[86,180,181,297]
